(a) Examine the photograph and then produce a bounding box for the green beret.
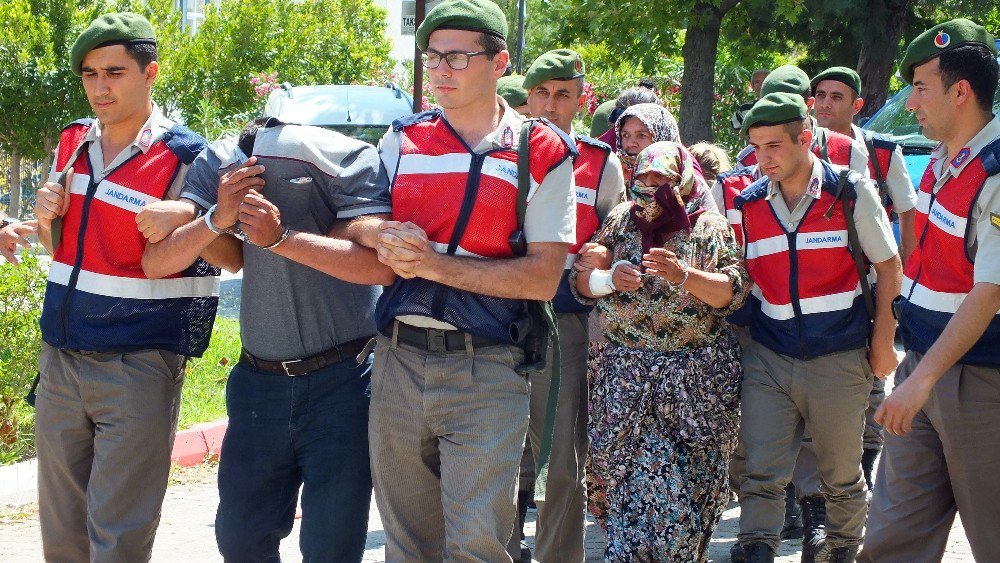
[811,66,862,95]
[760,65,811,98]
[415,0,507,51]
[740,92,808,137]
[70,13,156,76]
[497,75,528,107]
[900,18,998,83]
[522,49,585,90]
[590,99,616,138]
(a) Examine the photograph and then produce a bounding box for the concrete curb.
[170,418,228,467]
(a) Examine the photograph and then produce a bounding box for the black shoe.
[519,543,532,563]
[861,448,879,491]
[730,541,746,563]
[800,495,827,563]
[781,483,804,540]
[742,542,776,563]
[813,541,858,563]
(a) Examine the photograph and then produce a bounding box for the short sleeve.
[327,143,392,219]
[524,158,576,244]
[973,177,1000,286]
[377,127,403,186]
[179,144,228,209]
[852,177,899,264]
[885,145,917,213]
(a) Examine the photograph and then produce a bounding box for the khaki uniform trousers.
[35,343,185,563]
[859,351,1000,562]
[737,341,871,551]
[369,330,529,562]
[506,311,589,562]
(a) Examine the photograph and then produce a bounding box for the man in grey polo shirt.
[143,117,392,561]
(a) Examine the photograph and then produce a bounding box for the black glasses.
[421,49,493,70]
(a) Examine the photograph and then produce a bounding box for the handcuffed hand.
[216,156,265,231]
[574,242,611,271]
[238,190,284,247]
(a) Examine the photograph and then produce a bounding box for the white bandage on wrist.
[589,269,617,296]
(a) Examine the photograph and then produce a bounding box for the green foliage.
[0,251,46,464]
[155,0,394,141]
[178,317,240,430]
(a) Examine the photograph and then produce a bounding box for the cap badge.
[138,128,152,149]
[575,56,583,73]
[934,30,951,48]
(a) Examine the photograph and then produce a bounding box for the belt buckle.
[281,359,303,376]
[427,328,448,353]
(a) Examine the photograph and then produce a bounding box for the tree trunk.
[679,0,740,144]
[8,154,21,219]
[857,0,914,120]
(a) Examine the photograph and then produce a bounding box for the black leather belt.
[382,321,503,353]
[240,336,373,376]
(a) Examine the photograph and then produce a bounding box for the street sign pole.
[412,0,426,113]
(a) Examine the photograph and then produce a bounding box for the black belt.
[240,336,373,376]
[382,321,504,353]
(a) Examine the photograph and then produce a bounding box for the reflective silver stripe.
[48,261,219,300]
[753,282,862,321]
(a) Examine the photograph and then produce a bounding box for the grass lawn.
[178,317,240,429]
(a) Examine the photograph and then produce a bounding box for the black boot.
[861,448,879,491]
[814,542,858,563]
[781,483,804,540]
[800,495,827,563]
[730,541,746,562]
[743,542,776,563]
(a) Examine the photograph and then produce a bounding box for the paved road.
[0,464,974,562]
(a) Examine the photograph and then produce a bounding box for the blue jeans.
[215,354,373,562]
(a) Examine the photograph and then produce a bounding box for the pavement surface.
[0,461,974,562]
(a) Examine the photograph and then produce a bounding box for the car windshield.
[325,125,391,146]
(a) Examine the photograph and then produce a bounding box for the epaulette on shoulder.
[392,109,442,131]
[980,137,1000,177]
[62,118,94,132]
[162,124,208,165]
[734,176,770,208]
[574,134,611,152]
[717,167,756,181]
[534,117,578,157]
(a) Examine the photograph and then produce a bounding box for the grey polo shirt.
[182,125,391,360]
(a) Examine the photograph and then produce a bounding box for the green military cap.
[590,99,616,138]
[811,66,862,95]
[900,18,998,83]
[415,0,507,51]
[70,13,156,76]
[740,92,808,137]
[522,49,585,90]
[497,75,528,107]
[760,65,811,98]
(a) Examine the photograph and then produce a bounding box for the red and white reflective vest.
[898,139,1000,366]
[39,119,217,357]
[551,134,611,314]
[716,167,760,247]
[377,110,575,341]
[735,162,871,358]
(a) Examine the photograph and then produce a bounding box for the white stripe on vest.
[745,234,788,259]
[916,190,968,238]
[752,282,863,321]
[65,173,159,214]
[48,261,220,300]
[397,153,542,198]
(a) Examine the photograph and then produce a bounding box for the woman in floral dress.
[573,141,749,561]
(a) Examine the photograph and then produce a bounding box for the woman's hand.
[575,242,611,271]
[641,248,686,285]
[611,261,643,292]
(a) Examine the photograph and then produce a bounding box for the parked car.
[262,83,414,146]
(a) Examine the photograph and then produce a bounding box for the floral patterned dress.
[571,203,750,562]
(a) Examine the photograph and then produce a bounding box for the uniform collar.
[480,96,524,151]
[83,104,173,154]
[766,155,824,201]
[931,114,1000,177]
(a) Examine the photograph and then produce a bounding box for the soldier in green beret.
[497,74,530,116]
[31,12,213,561]
[859,19,1000,562]
[733,93,902,563]
[370,1,578,561]
[590,99,616,138]
[514,48,624,563]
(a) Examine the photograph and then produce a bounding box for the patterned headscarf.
[628,141,710,252]
[615,103,680,186]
